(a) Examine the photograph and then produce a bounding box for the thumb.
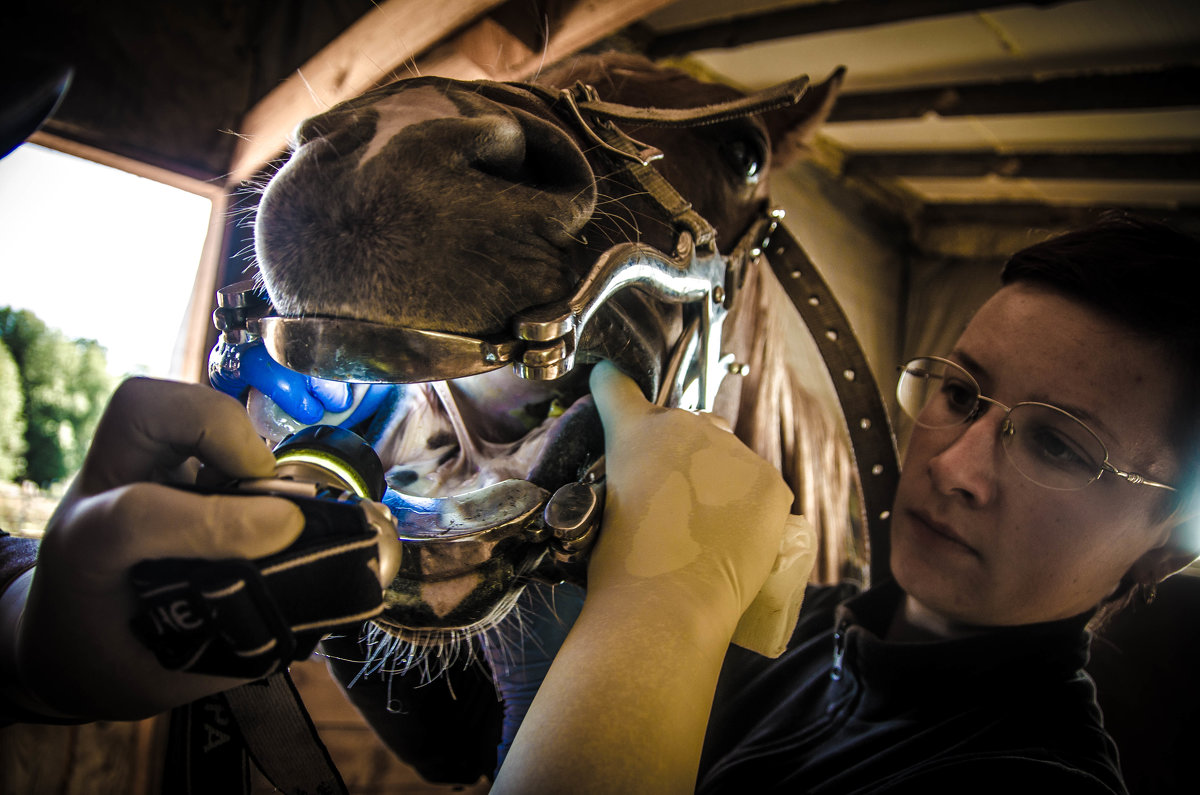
[83,378,278,492]
[588,361,656,437]
[71,483,306,572]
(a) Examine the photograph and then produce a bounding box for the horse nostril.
[459,114,529,181]
[459,112,594,199]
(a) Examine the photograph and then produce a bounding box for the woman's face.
[891,283,1181,629]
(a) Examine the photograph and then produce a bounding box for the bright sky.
[0,143,213,379]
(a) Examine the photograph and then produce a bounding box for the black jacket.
[698,581,1125,794]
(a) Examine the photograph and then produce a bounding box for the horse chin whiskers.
[338,576,531,694]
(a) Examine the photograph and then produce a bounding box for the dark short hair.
[1000,214,1200,557]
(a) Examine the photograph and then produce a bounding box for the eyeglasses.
[896,356,1177,492]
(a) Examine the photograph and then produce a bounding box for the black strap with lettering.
[162,689,251,795]
[128,495,385,679]
[162,672,349,795]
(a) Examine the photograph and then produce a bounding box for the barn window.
[0,140,220,532]
[0,141,217,379]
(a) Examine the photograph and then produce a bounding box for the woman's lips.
[907,510,980,557]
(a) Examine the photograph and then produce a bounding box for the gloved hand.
[491,363,805,792]
[586,361,801,645]
[580,365,816,658]
[481,581,586,773]
[0,378,304,721]
[210,337,391,430]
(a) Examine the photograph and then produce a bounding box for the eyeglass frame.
[896,356,1177,493]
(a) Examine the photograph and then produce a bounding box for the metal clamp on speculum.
[513,229,729,403]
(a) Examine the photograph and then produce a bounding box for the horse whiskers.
[362,621,477,679]
[588,193,647,244]
[340,577,536,694]
[477,583,575,678]
[587,211,638,247]
[545,215,590,246]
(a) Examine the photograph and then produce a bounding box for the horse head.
[244,53,848,657]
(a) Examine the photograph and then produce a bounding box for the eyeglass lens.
[896,358,1108,490]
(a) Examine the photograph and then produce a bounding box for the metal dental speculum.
[242,226,733,412]
[211,76,812,637]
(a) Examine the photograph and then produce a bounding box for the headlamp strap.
[129,497,385,679]
[162,672,349,795]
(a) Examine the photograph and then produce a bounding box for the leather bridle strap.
[760,214,901,582]
[570,75,811,128]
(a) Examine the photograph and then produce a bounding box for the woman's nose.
[927,410,1006,506]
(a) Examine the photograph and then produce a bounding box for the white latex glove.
[1,377,304,720]
[731,513,817,657]
[586,361,801,639]
[493,362,803,794]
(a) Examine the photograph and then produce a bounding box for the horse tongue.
[525,394,603,491]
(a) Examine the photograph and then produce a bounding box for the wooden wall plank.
[829,66,1200,122]
[644,0,1062,57]
[843,150,1200,180]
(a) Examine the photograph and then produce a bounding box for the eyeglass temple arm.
[1103,462,1176,491]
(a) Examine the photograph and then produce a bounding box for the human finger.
[588,361,656,433]
[81,378,278,492]
[59,483,305,576]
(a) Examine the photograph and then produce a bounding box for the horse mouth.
[366,366,602,642]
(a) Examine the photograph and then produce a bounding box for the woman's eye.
[940,379,976,414]
[1029,426,1093,471]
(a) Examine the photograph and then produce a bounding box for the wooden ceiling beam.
[920,201,1200,229]
[416,0,680,81]
[228,0,507,185]
[843,151,1200,181]
[644,0,1065,58]
[229,0,679,184]
[829,66,1200,122]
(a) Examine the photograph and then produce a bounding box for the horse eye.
[721,138,766,183]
